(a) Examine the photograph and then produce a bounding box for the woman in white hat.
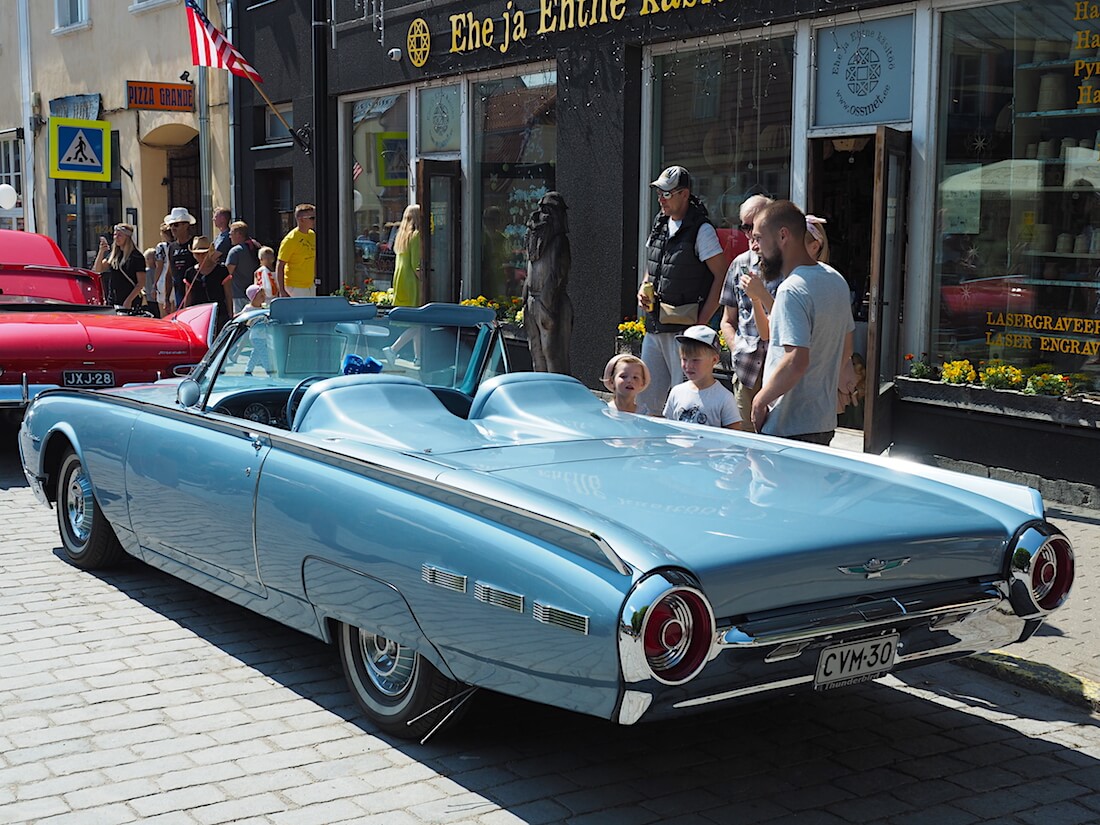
[93,223,144,308]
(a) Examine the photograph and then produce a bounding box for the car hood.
[0,306,213,362]
[433,434,1036,617]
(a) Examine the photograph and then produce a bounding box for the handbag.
[659,301,698,325]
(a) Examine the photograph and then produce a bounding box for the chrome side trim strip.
[673,675,815,708]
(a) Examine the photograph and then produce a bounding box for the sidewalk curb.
[954,651,1100,712]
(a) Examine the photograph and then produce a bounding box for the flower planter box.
[891,376,1100,494]
[895,377,1100,429]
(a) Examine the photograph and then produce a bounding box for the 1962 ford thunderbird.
[19,297,1074,740]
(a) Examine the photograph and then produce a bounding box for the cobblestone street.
[3,431,1100,824]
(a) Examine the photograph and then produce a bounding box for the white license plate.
[814,634,898,690]
[63,370,115,388]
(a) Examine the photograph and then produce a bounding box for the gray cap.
[650,165,692,191]
[675,324,720,352]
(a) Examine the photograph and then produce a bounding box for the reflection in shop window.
[651,38,794,237]
[472,70,556,301]
[935,2,1100,391]
[347,93,409,296]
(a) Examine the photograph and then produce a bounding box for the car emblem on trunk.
[837,557,911,578]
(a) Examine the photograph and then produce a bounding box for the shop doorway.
[417,159,462,303]
[808,126,909,453]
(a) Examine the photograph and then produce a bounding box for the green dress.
[392,232,421,307]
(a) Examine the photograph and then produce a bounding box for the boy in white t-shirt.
[254,246,277,297]
[662,325,741,429]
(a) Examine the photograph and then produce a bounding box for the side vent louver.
[474,582,525,612]
[533,602,590,635]
[422,565,467,593]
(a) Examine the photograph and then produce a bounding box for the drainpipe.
[225,0,237,218]
[313,0,330,286]
[197,4,212,229]
[17,0,36,232]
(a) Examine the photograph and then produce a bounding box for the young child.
[254,246,277,297]
[238,283,266,314]
[602,354,651,414]
[662,325,741,429]
[243,285,273,376]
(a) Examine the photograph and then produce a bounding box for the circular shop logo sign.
[845,47,882,97]
[407,18,430,68]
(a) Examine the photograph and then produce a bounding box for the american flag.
[352,158,363,181]
[185,0,263,83]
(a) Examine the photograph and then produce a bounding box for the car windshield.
[193,298,505,402]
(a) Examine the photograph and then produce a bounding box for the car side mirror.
[177,379,201,408]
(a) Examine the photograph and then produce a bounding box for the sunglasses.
[657,188,684,199]
[300,215,317,221]
[740,223,753,233]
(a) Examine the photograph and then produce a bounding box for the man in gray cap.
[636,166,728,412]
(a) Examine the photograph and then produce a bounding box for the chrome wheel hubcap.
[65,466,93,544]
[360,632,417,697]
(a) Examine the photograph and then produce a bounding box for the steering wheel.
[285,375,328,429]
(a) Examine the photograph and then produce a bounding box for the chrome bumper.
[619,581,1036,723]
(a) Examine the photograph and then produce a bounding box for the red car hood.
[0,304,215,382]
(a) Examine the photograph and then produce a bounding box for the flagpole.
[247,76,309,154]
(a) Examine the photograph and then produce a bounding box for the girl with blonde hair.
[602,353,651,414]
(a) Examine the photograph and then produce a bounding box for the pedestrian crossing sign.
[49,117,111,182]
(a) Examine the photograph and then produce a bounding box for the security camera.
[387,48,402,62]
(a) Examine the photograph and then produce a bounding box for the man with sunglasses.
[636,166,728,412]
[276,203,317,297]
[719,194,779,425]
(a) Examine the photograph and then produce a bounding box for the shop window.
[650,38,795,233]
[935,1,1100,390]
[347,93,409,294]
[472,70,557,301]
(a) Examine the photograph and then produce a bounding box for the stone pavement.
[3,428,1100,824]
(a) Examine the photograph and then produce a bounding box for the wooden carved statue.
[523,192,573,374]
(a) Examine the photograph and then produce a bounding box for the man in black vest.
[636,166,728,412]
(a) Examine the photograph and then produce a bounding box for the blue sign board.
[49,117,111,182]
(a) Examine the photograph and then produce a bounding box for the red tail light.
[642,588,712,684]
[1009,526,1074,616]
[1030,536,1073,611]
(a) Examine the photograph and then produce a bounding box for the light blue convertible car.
[20,298,1074,740]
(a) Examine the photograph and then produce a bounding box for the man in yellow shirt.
[276,203,317,297]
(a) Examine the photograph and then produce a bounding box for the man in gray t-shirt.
[225,221,261,313]
[750,201,855,445]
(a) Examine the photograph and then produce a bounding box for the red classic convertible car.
[0,230,217,420]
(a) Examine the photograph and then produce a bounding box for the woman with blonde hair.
[391,204,422,307]
[383,204,424,365]
[93,223,145,308]
[805,214,830,264]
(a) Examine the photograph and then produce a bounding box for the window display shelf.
[1022,250,1100,259]
[1016,107,1100,118]
[1017,58,1095,71]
